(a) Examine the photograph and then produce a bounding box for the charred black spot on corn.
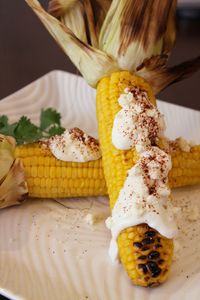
[148,251,160,260]
[138,263,148,274]
[138,255,147,261]
[142,237,154,245]
[133,242,143,249]
[145,230,156,238]
[158,259,164,265]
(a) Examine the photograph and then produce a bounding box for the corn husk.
[99,0,174,71]
[0,135,15,184]
[0,159,28,209]
[0,135,28,208]
[26,0,200,91]
[60,1,88,43]
[26,0,118,87]
[137,55,200,94]
[48,0,77,17]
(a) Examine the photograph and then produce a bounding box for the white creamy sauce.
[107,87,178,262]
[112,88,165,153]
[48,128,101,162]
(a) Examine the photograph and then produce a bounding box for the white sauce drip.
[107,88,178,262]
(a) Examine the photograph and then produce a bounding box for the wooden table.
[0,1,199,300]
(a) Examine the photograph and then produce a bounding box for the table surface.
[0,1,200,300]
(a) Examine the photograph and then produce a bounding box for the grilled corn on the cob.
[97,71,173,286]
[15,142,106,198]
[15,141,200,199]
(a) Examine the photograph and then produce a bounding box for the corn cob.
[15,142,200,198]
[15,143,106,198]
[96,71,173,286]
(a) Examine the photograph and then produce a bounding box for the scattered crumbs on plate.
[84,212,109,226]
[186,205,199,222]
[173,240,181,261]
[172,206,181,215]
[79,296,89,300]
[84,213,97,225]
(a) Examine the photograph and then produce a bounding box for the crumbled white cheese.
[173,240,181,261]
[84,213,96,225]
[112,88,165,152]
[85,212,109,226]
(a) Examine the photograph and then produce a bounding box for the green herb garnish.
[0,108,65,145]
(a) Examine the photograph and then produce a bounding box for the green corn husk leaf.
[99,0,176,72]
[0,159,28,209]
[48,0,77,17]
[0,135,15,183]
[26,0,118,87]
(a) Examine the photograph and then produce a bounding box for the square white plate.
[0,70,200,300]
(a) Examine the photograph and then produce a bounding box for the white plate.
[0,70,200,300]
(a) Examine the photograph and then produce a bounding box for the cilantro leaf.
[14,116,43,144]
[0,115,18,137]
[47,125,65,137]
[0,115,8,129]
[40,108,62,130]
[0,123,18,137]
[0,108,65,145]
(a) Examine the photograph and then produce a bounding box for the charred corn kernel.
[118,224,173,287]
[96,71,173,287]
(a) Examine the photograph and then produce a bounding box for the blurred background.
[0,0,199,109]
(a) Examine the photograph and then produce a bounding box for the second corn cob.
[15,141,200,199]
[96,71,174,287]
[15,142,106,198]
